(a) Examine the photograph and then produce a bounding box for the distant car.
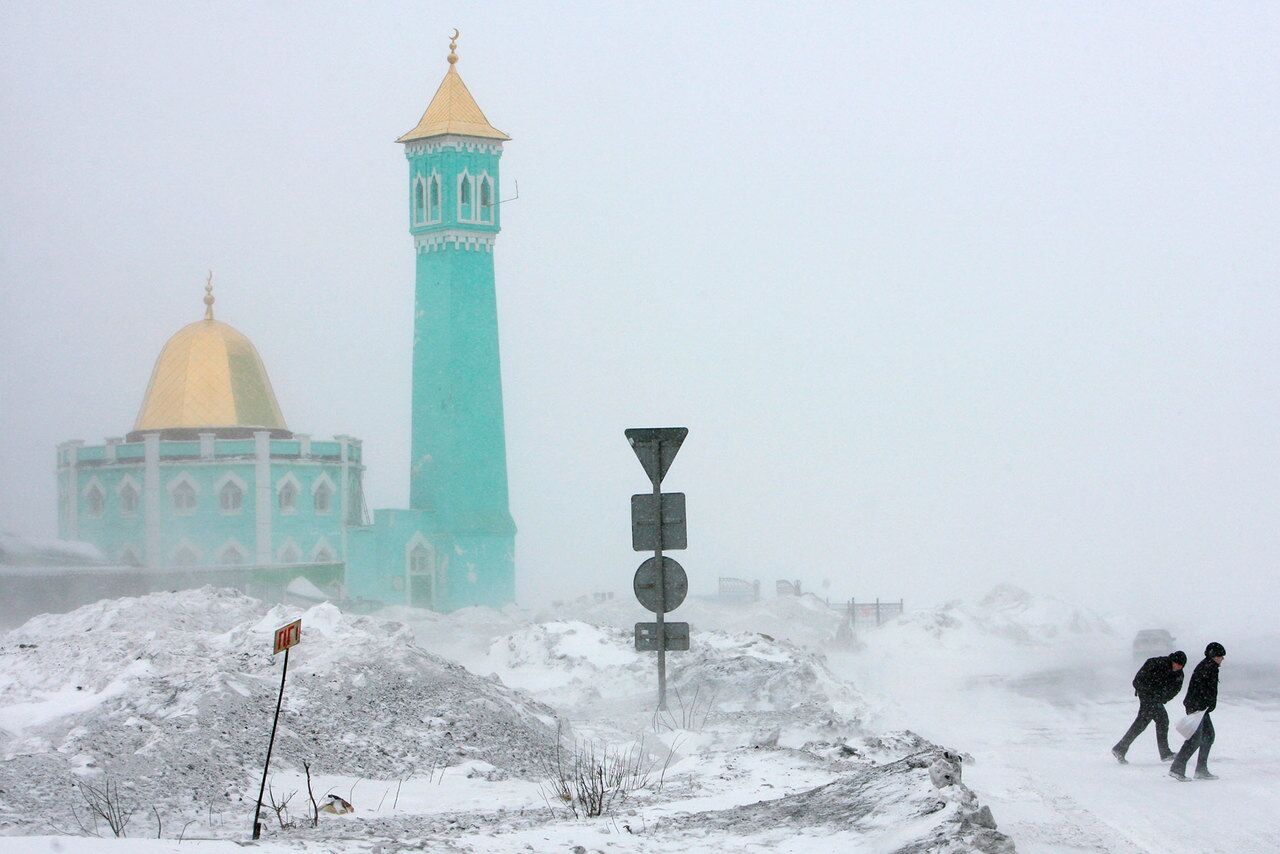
[1133,629,1176,662]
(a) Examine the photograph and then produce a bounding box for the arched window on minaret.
[459,173,473,222]
[430,175,442,223]
[414,175,427,225]
[479,177,493,223]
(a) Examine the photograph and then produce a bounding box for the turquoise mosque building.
[55,34,516,612]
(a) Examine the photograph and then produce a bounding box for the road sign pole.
[651,450,667,711]
[252,645,289,840]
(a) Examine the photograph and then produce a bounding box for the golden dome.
[132,286,288,438]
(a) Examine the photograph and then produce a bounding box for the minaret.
[398,31,515,607]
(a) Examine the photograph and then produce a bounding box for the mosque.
[53,34,516,612]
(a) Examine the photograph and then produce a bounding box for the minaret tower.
[397,31,515,606]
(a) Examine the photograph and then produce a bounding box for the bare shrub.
[71,777,136,837]
[303,760,320,828]
[266,780,297,830]
[542,725,653,819]
[653,685,717,733]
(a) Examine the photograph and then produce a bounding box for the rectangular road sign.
[631,492,687,551]
[273,619,302,655]
[635,621,690,652]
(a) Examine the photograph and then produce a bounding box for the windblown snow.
[0,587,1017,852]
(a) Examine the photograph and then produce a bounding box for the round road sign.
[633,556,688,614]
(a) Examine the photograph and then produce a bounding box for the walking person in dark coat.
[1112,650,1186,763]
[1169,642,1226,781]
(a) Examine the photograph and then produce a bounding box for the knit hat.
[1170,650,1187,665]
[1205,642,1226,658]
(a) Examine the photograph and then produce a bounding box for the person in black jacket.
[1169,642,1226,781]
[1112,650,1186,763]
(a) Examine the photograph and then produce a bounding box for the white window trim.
[429,172,443,224]
[276,472,301,516]
[170,539,202,567]
[277,538,303,565]
[214,472,248,516]
[82,476,106,518]
[476,171,494,224]
[413,173,428,226]
[456,170,475,223]
[216,538,250,567]
[311,472,337,516]
[115,474,142,518]
[167,472,199,516]
[311,536,336,564]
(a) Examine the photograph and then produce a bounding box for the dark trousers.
[1113,697,1172,757]
[1170,711,1215,776]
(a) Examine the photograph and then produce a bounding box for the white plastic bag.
[1175,710,1205,739]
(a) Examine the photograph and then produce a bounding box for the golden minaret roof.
[132,274,289,437]
[397,30,510,143]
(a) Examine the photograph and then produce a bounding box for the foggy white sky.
[2,2,1277,630]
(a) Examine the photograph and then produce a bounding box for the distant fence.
[718,576,761,602]
[844,598,905,627]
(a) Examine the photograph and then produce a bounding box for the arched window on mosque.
[119,482,139,516]
[430,175,441,222]
[278,481,297,513]
[314,480,333,514]
[279,542,301,564]
[479,177,492,223]
[220,481,243,513]
[172,481,196,514]
[119,546,142,567]
[85,484,105,518]
[414,177,426,225]
[459,175,473,221]
[172,545,199,566]
[219,544,247,566]
[409,543,432,575]
[315,545,335,564]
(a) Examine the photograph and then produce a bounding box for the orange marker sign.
[273,619,302,655]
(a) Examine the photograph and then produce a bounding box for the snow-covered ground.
[1,588,1010,852]
[834,585,1280,853]
[3,582,1272,852]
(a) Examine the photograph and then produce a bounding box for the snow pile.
[0,531,104,566]
[875,583,1115,653]
[482,620,865,737]
[0,588,561,835]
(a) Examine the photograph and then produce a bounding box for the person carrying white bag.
[1169,642,1226,782]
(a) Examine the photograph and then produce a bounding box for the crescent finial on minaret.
[448,29,459,65]
[203,270,215,320]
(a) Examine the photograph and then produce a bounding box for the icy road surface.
[836,631,1280,853]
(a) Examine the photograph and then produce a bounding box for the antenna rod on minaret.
[203,271,215,320]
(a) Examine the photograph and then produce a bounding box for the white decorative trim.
[476,171,494,224]
[144,433,160,567]
[311,536,336,564]
[414,230,496,254]
[116,474,141,518]
[277,538,303,565]
[170,539,202,567]
[166,472,199,515]
[457,169,474,223]
[255,431,272,565]
[311,472,337,515]
[275,471,302,515]
[404,136,504,157]
[82,476,106,518]
[214,471,248,515]
[215,538,250,566]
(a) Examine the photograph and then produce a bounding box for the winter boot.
[1111,747,1128,765]
[1194,769,1219,780]
[1168,769,1190,782]
[1159,750,1176,762]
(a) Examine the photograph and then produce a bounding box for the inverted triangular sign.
[625,427,688,485]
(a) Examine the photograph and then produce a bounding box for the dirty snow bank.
[0,588,561,835]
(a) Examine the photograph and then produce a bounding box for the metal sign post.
[626,427,689,711]
[252,618,302,840]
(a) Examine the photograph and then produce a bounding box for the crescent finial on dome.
[203,270,215,320]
